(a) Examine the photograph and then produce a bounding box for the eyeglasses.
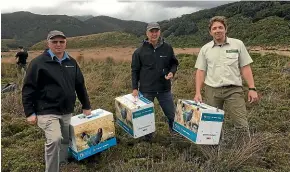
[50,40,66,44]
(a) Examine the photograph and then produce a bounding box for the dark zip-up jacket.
[22,50,91,117]
[131,38,179,93]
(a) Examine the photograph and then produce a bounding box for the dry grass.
[1,52,290,171]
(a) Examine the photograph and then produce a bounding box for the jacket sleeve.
[169,46,179,75]
[22,60,38,117]
[131,50,141,90]
[75,62,91,110]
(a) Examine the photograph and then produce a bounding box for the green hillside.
[30,32,140,50]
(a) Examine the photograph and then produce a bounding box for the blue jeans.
[141,91,175,131]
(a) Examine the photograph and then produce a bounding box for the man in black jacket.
[22,30,91,172]
[131,22,179,141]
[15,46,28,72]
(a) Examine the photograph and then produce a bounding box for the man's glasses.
[50,40,66,44]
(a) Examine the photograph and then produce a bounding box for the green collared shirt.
[195,37,253,87]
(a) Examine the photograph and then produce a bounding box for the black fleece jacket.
[22,50,91,117]
[131,39,179,93]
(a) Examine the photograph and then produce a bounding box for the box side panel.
[116,118,134,137]
[132,106,155,138]
[173,122,197,143]
[71,114,115,152]
[174,99,201,135]
[115,100,134,135]
[69,125,77,151]
[196,121,223,145]
[69,137,117,161]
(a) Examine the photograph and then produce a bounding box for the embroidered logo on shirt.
[65,65,74,68]
[226,49,238,53]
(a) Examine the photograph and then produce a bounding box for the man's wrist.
[249,87,257,91]
[27,113,36,118]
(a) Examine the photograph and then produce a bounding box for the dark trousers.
[17,63,27,72]
[141,91,175,131]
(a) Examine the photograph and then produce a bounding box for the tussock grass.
[1,52,290,171]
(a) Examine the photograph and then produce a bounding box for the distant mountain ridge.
[73,15,94,21]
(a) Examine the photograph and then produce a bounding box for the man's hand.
[248,90,258,103]
[132,89,138,98]
[165,72,174,80]
[83,109,91,116]
[27,115,37,125]
[194,93,203,103]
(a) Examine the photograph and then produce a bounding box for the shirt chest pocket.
[225,53,239,66]
[159,54,170,67]
[141,53,155,69]
[63,65,76,81]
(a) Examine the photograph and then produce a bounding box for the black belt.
[221,85,236,88]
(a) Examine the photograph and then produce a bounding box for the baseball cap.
[47,30,66,40]
[146,22,160,31]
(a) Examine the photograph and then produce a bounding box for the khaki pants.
[37,114,71,172]
[204,85,249,132]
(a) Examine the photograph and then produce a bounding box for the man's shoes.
[59,161,69,168]
[143,133,153,142]
[169,129,181,137]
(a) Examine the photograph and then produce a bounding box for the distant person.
[22,30,91,172]
[131,22,179,141]
[194,16,258,142]
[15,46,28,72]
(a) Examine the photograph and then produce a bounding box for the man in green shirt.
[194,16,258,141]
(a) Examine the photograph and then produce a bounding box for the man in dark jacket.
[15,46,28,72]
[22,30,91,172]
[131,22,179,141]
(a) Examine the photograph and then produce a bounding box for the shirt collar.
[211,37,230,48]
[47,49,70,61]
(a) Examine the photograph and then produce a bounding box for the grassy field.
[1,52,290,172]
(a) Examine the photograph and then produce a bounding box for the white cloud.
[1,0,62,12]
[1,0,232,22]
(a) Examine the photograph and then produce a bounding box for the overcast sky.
[1,0,237,22]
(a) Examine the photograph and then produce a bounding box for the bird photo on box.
[188,108,200,132]
[121,108,127,121]
[116,102,127,122]
[183,109,194,127]
[81,128,103,147]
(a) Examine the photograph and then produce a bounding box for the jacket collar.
[143,37,164,49]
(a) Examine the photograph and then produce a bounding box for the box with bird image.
[69,109,117,161]
[115,93,155,138]
[173,99,224,145]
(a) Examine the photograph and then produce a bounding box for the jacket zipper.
[60,62,66,114]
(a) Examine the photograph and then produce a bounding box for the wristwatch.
[249,87,257,91]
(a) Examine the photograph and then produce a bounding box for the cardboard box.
[115,93,155,138]
[69,109,117,160]
[173,99,224,145]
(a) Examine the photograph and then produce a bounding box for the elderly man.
[131,22,179,141]
[22,30,91,172]
[194,16,258,141]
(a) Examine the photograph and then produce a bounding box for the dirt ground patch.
[1,47,289,64]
